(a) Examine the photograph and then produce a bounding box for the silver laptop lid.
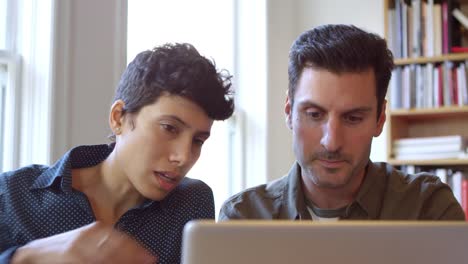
[181,220,468,264]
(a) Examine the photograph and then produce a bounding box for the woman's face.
[112,94,213,201]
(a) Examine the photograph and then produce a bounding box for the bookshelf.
[384,0,468,166]
[394,52,468,65]
[385,1,468,218]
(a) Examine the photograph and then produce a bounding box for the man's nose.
[320,117,343,153]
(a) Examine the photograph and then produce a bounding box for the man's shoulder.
[226,175,287,203]
[372,162,464,220]
[383,164,445,191]
[219,175,289,220]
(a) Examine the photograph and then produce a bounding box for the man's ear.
[285,96,293,130]
[374,99,387,137]
[109,100,125,135]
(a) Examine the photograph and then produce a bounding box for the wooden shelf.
[388,158,468,166]
[389,106,468,119]
[394,53,468,65]
[384,0,468,168]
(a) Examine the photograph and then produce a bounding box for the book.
[437,64,444,106]
[393,135,468,146]
[433,65,440,107]
[425,63,434,107]
[462,179,468,220]
[402,0,409,58]
[433,3,442,56]
[434,168,448,184]
[425,0,434,56]
[411,0,421,57]
[452,171,463,205]
[451,64,459,105]
[443,1,449,53]
[458,63,467,105]
[394,150,468,160]
[443,61,453,106]
[452,8,468,30]
[390,68,402,109]
[393,143,467,155]
[395,0,403,58]
[451,46,468,52]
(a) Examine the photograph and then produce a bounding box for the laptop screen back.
[181,220,468,264]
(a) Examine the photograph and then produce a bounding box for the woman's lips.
[154,171,179,191]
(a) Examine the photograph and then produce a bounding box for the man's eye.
[161,124,178,134]
[344,115,363,123]
[305,111,323,120]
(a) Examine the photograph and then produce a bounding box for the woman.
[0,43,234,263]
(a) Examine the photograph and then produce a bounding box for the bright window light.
[128,0,235,215]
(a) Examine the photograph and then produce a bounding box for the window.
[0,0,54,171]
[128,0,237,215]
[0,50,21,172]
[0,0,6,49]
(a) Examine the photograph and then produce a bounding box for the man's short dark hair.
[114,42,234,122]
[288,24,394,118]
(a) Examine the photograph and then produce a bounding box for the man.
[219,24,464,221]
[1,43,234,263]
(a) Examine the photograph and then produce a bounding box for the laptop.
[181,220,468,264]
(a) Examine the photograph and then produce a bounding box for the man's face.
[114,94,213,201]
[285,67,385,192]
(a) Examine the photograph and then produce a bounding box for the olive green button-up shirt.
[219,161,465,221]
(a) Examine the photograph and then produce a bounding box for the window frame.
[0,50,21,171]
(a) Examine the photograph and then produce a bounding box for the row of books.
[399,165,468,219]
[392,135,468,160]
[389,61,467,110]
[387,0,463,59]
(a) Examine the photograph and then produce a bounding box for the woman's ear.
[109,100,125,135]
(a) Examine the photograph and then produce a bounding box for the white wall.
[235,0,269,188]
[264,0,298,181]
[51,0,127,162]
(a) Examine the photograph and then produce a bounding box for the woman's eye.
[193,138,205,146]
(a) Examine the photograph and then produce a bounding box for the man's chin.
[314,180,349,189]
[313,170,351,189]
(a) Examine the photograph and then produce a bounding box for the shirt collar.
[353,161,387,219]
[284,161,387,220]
[31,144,114,192]
[281,163,312,220]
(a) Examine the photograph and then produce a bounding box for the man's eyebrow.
[344,107,373,114]
[297,101,326,112]
[297,101,373,114]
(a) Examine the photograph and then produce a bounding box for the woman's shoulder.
[0,164,49,194]
[176,177,213,194]
[162,177,215,218]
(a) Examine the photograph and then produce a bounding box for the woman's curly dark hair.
[114,43,234,122]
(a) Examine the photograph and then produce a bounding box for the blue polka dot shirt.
[0,144,215,263]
